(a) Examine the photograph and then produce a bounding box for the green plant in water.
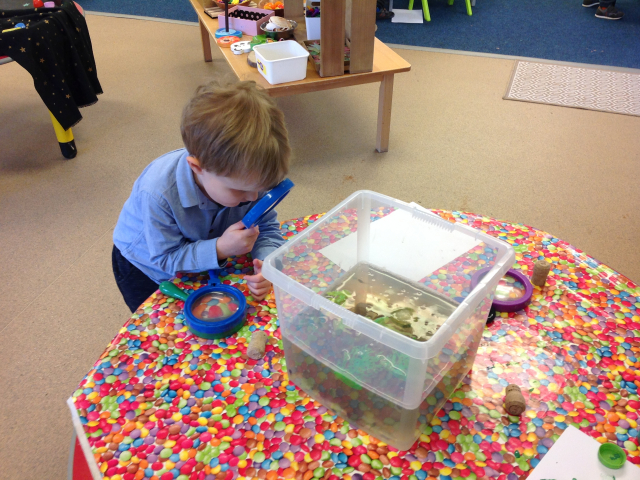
[325,290,350,305]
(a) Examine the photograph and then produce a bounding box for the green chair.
[408,0,472,22]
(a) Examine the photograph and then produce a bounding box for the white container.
[253,41,309,85]
[305,16,321,41]
[263,191,515,449]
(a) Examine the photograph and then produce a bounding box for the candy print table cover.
[68,210,640,480]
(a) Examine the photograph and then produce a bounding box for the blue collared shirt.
[113,148,285,283]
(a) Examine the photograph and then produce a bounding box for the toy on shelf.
[216,35,237,47]
[247,50,258,67]
[260,16,297,40]
[231,40,252,54]
[258,0,285,15]
[305,0,320,40]
[215,0,251,7]
[215,0,243,39]
[228,9,268,19]
[306,2,320,16]
[249,33,277,50]
[218,5,274,35]
[204,1,257,18]
[263,15,294,30]
[253,32,309,83]
[258,1,284,8]
[303,39,350,73]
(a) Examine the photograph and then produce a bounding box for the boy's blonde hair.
[181,80,290,189]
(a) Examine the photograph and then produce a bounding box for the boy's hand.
[245,259,272,301]
[217,221,260,260]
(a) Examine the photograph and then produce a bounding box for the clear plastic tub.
[263,191,515,449]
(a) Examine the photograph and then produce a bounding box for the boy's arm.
[251,208,285,261]
[143,192,225,275]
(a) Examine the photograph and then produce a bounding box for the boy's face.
[187,156,263,207]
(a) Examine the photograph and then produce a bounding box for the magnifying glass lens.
[190,292,240,322]
[494,276,526,302]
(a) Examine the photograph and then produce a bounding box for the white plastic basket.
[253,41,309,85]
[305,17,321,41]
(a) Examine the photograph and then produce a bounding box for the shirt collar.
[176,151,220,210]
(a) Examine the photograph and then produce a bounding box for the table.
[188,0,411,153]
[68,210,640,480]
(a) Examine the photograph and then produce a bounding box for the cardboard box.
[218,6,274,36]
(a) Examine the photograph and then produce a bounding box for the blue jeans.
[112,245,158,313]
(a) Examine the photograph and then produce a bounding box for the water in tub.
[325,263,456,342]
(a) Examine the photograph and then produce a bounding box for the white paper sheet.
[318,209,480,282]
[391,9,424,23]
[527,426,636,480]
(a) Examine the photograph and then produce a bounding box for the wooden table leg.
[376,74,394,153]
[200,19,212,62]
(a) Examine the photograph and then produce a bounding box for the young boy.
[112,81,291,312]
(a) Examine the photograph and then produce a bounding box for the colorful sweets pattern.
[71,210,640,480]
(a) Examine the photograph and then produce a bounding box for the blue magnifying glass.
[160,270,247,339]
[241,178,294,228]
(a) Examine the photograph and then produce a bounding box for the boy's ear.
[186,155,204,175]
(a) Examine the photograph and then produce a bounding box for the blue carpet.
[82,0,199,22]
[78,0,640,69]
[82,0,198,22]
[378,0,640,69]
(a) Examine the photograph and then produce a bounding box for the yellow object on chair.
[408,0,472,22]
[49,111,77,159]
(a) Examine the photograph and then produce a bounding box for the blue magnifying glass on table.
[160,269,247,339]
[241,178,294,228]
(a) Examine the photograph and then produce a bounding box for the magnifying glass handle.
[208,269,223,287]
[159,281,190,301]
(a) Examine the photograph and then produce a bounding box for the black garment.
[0,0,102,130]
[112,245,159,313]
[600,0,615,7]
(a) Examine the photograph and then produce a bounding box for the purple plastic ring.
[470,267,533,312]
